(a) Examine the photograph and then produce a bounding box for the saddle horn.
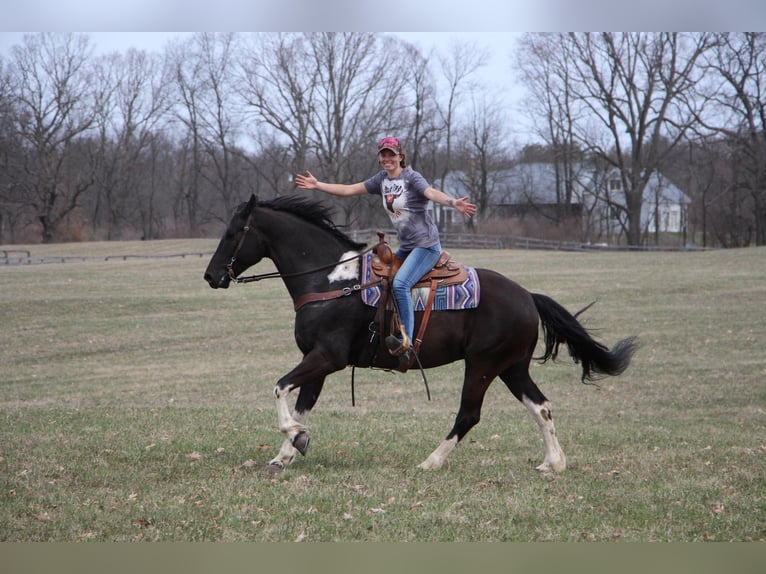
[373,231,394,265]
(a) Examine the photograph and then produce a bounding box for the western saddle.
[370,232,468,365]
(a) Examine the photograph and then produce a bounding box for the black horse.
[204,195,638,472]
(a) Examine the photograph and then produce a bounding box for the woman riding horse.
[204,194,638,473]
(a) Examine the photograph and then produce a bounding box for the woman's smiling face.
[379,149,400,171]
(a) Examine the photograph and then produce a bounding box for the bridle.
[225,209,375,287]
[226,210,255,281]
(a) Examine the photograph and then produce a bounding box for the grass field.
[1,240,764,542]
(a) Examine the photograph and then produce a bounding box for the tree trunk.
[625,189,643,246]
[755,195,766,246]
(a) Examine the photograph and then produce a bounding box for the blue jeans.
[392,244,441,345]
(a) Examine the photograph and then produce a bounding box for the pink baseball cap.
[378,137,401,154]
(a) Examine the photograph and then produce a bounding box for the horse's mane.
[257,195,367,250]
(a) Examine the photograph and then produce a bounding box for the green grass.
[1,240,765,541]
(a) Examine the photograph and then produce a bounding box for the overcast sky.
[2,0,765,32]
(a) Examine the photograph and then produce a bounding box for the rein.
[229,249,371,284]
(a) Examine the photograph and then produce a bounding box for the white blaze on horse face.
[327,251,360,283]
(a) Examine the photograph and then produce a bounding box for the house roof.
[638,172,692,205]
[491,163,591,205]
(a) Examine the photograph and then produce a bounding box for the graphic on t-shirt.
[382,179,406,219]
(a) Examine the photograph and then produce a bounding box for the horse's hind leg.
[419,363,494,470]
[501,365,567,473]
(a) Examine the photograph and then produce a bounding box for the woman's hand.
[455,196,477,218]
[294,171,318,190]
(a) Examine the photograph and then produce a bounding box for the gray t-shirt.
[364,167,440,251]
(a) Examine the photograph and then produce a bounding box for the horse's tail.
[531,293,639,382]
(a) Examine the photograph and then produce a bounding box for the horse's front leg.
[268,407,309,472]
[268,350,338,471]
[270,387,315,468]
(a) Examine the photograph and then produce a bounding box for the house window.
[609,179,622,191]
[667,210,680,232]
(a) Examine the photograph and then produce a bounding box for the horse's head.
[204,194,264,289]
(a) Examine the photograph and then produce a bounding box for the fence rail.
[347,229,709,252]
[348,229,505,249]
[1,251,215,266]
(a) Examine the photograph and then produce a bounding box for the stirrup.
[394,349,417,373]
[385,334,411,357]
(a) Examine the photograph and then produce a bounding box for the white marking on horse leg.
[274,386,307,439]
[522,396,567,472]
[268,395,310,469]
[418,436,459,470]
[327,250,360,283]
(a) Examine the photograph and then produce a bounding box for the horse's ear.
[247,194,257,211]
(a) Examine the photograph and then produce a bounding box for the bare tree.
[575,33,715,245]
[195,33,244,217]
[458,92,511,222]
[433,39,490,201]
[238,33,315,180]
[399,41,440,172]
[169,33,244,229]
[519,33,714,245]
[5,33,99,242]
[699,32,766,245]
[515,33,583,226]
[90,48,173,239]
[0,55,24,241]
[239,32,409,228]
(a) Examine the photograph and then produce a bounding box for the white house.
[589,168,691,236]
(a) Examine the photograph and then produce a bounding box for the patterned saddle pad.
[360,252,480,311]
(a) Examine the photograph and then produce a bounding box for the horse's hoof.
[535,460,566,473]
[292,432,310,456]
[265,461,285,475]
[418,458,441,470]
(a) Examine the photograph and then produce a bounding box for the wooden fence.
[348,229,709,252]
[1,251,214,266]
[1,234,712,266]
